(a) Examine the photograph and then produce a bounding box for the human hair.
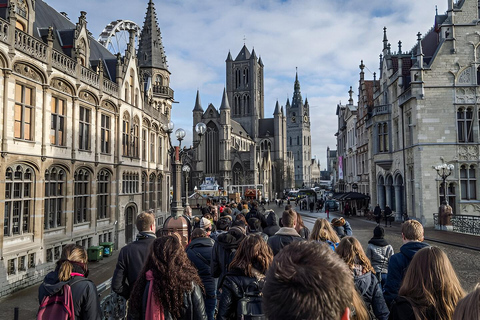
[184,206,192,217]
[284,204,292,211]
[281,210,296,228]
[129,236,203,319]
[56,244,88,282]
[309,218,340,243]
[229,234,273,277]
[263,241,368,320]
[235,213,246,224]
[402,219,424,241]
[223,207,232,216]
[399,246,465,320]
[136,211,155,232]
[335,236,374,273]
[191,228,207,239]
[247,218,261,232]
[295,211,305,229]
[453,283,480,320]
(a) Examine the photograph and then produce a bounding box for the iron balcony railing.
[433,213,480,236]
[98,278,127,320]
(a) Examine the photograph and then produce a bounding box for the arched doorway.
[125,205,137,244]
[377,175,386,209]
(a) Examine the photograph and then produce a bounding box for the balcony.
[152,85,174,100]
[372,104,391,116]
[398,87,412,106]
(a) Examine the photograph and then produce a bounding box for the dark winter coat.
[217,268,264,320]
[211,228,245,288]
[138,282,207,320]
[383,241,430,306]
[267,227,303,256]
[389,296,437,320]
[186,237,217,297]
[248,230,269,242]
[374,205,382,217]
[112,232,156,299]
[354,272,389,320]
[245,208,267,229]
[263,211,280,237]
[384,206,393,219]
[38,272,101,320]
[298,226,310,240]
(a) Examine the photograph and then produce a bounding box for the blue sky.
[44,0,447,168]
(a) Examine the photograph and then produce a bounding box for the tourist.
[247,217,269,242]
[295,211,310,239]
[453,283,480,320]
[336,237,389,320]
[366,226,394,288]
[384,205,393,227]
[331,217,353,238]
[217,234,273,320]
[128,236,207,319]
[38,244,101,319]
[267,210,303,255]
[263,210,280,237]
[374,204,382,225]
[389,246,465,320]
[309,218,340,250]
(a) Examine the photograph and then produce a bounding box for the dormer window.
[15,0,28,31]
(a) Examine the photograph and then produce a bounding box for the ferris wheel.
[98,20,141,55]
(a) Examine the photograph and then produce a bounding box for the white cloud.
[44,0,447,168]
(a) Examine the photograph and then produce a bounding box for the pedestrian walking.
[295,212,310,240]
[366,226,394,288]
[309,218,340,251]
[384,205,393,227]
[374,204,382,225]
[331,217,353,238]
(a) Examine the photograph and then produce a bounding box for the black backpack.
[236,280,265,320]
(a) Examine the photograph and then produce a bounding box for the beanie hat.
[373,226,385,238]
[200,217,212,231]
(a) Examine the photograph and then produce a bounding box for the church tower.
[286,71,312,187]
[226,45,264,139]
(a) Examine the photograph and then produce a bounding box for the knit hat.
[373,226,384,238]
[200,217,212,231]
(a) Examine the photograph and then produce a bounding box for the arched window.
[457,107,473,143]
[44,167,66,229]
[155,75,162,86]
[74,169,90,224]
[235,68,241,88]
[460,164,476,200]
[132,117,140,158]
[157,175,163,209]
[122,113,130,156]
[243,68,249,86]
[97,170,110,220]
[4,165,34,236]
[130,72,135,105]
[149,173,156,209]
[142,173,148,211]
[233,163,243,186]
[205,122,219,174]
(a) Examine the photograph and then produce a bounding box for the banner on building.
[338,156,344,180]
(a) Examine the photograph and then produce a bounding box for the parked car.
[324,200,340,211]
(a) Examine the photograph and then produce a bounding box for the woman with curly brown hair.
[217,234,273,320]
[128,235,207,320]
[336,236,389,320]
[309,218,340,250]
[390,246,465,320]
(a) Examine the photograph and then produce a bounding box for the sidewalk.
[0,249,120,319]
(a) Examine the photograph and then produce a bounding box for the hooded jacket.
[186,237,217,297]
[112,231,156,299]
[267,227,303,256]
[211,227,246,288]
[331,218,353,238]
[245,208,267,229]
[38,271,101,320]
[263,211,280,237]
[354,271,389,320]
[366,238,394,275]
[383,241,430,306]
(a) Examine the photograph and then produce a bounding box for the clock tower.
[286,71,312,187]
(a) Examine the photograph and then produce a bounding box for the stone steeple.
[291,69,304,110]
[220,88,230,110]
[193,89,203,112]
[137,0,168,70]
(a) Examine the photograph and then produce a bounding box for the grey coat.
[366,242,394,274]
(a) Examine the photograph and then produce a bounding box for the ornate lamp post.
[163,121,206,246]
[183,164,191,207]
[434,163,454,203]
[433,163,454,230]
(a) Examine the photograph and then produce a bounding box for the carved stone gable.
[79,90,97,105]
[51,78,73,95]
[101,100,116,113]
[13,63,42,82]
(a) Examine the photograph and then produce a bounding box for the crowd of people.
[37,199,480,320]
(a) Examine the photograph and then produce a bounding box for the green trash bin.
[87,246,104,262]
[99,242,114,257]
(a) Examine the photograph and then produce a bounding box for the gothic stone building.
[0,0,174,296]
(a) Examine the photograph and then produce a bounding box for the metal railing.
[433,213,480,236]
[98,278,127,320]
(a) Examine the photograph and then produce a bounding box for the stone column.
[394,184,402,220]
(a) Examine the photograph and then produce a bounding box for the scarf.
[145,270,165,320]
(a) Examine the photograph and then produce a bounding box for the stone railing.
[0,18,8,43]
[152,85,174,100]
[52,48,77,76]
[372,104,391,116]
[398,87,412,106]
[98,278,127,320]
[14,29,47,61]
[103,78,119,96]
[81,65,99,87]
[433,213,480,236]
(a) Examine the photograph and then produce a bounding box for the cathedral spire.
[291,69,303,109]
[274,100,281,115]
[137,0,168,70]
[193,89,203,112]
[220,88,230,110]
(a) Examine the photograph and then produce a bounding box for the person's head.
[336,236,374,274]
[309,218,340,243]
[285,204,292,211]
[229,234,273,277]
[223,207,232,216]
[295,211,306,231]
[453,283,480,320]
[281,209,297,228]
[263,241,362,320]
[399,246,465,320]
[331,217,346,227]
[199,217,212,236]
[130,236,202,319]
[216,216,232,231]
[56,244,88,281]
[247,218,262,233]
[191,228,207,239]
[136,211,155,232]
[235,213,247,225]
[184,206,192,217]
[402,219,424,242]
[373,226,384,239]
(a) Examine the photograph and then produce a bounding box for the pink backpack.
[37,283,75,320]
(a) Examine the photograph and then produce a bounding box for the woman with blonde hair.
[453,283,480,320]
[309,218,340,250]
[295,210,310,239]
[336,236,389,320]
[38,244,101,319]
[390,246,465,320]
[217,234,274,320]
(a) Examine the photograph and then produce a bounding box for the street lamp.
[433,163,454,203]
[182,165,191,207]
[163,121,206,246]
[433,162,454,229]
